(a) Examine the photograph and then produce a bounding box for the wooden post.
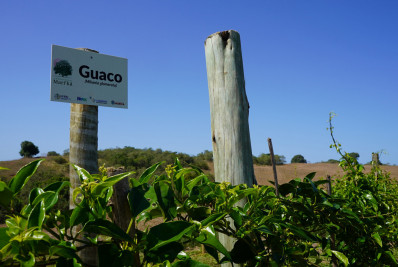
[204,30,256,186]
[108,167,131,232]
[268,138,279,197]
[205,30,256,263]
[372,153,380,167]
[69,48,99,266]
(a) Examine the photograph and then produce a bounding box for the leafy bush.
[196,150,213,162]
[291,154,307,163]
[253,153,286,165]
[2,153,397,266]
[50,156,68,165]
[47,151,60,157]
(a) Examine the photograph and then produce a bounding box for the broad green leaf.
[32,191,58,211]
[256,225,274,235]
[128,185,151,218]
[0,181,13,207]
[383,251,398,265]
[50,244,78,259]
[83,219,134,243]
[28,199,45,229]
[331,250,349,266]
[174,158,183,171]
[176,251,190,261]
[0,167,9,170]
[28,188,44,205]
[230,210,243,227]
[72,165,92,183]
[282,223,318,241]
[138,162,163,184]
[44,181,70,194]
[363,191,378,211]
[187,206,211,221]
[305,172,317,181]
[184,174,206,195]
[341,208,362,223]
[0,227,10,249]
[372,232,382,247]
[147,221,194,251]
[200,212,227,227]
[91,171,133,197]
[195,226,231,260]
[70,204,90,227]
[15,251,35,267]
[8,159,43,194]
[155,181,177,220]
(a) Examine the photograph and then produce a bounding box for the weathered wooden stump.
[205,30,256,265]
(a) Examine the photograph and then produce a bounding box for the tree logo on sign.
[53,59,72,77]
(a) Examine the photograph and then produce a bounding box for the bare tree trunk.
[69,90,99,265]
[205,30,256,265]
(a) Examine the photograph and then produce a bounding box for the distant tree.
[326,159,339,164]
[19,141,39,158]
[196,150,213,162]
[253,153,285,166]
[348,152,360,161]
[291,154,307,163]
[47,151,60,157]
[63,149,70,156]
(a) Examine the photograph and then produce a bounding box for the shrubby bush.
[253,153,286,165]
[291,154,307,163]
[1,153,397,266]
[47,151,60,157]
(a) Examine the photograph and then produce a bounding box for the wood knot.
[219,31,230,41]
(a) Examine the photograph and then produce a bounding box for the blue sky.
[1,1,397,165]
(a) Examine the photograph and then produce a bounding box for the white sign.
[50,45,128,109]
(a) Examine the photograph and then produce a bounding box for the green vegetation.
[291,154,307,163]
[348,152,360,161]
[98,147,211,176]
[325,159,340,163]
[0,115,396,265]
[253,153,286,165]
[1,149,397,266]
[19,141,39,158]
[47,151,60,157]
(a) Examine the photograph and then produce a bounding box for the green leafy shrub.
[253,153,286,165]
[47,151,60,157]
[50,155,68,165]
[1,116,398,266]
[291,154,307,163]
